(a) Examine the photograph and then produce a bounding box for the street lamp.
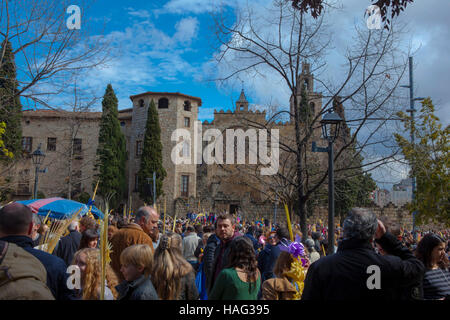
[400,56,425,241]
[312,109,343,255]
[31,143,46,199]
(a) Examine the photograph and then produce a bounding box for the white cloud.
[126,7,151,19]
[159,0,236,15]
[174,17,200,44]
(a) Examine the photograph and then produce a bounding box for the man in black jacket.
[203,227,220,295]
[206,214,242,294]
[302,208,424,300]
[0,203,76,300]
[53,221,82,266]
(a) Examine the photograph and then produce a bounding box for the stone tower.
[236,88,249,112]
[290,62,323,123]
[128,92,201,214]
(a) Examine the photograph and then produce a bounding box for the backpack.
[0,240,55,300]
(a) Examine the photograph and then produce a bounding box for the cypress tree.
[298,83,312,126]
[138,99,166,204]
[94,84,127,208]
[0,40,22,161]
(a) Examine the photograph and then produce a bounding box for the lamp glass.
[31,146,45,166]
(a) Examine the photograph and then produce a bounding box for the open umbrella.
[17,197,104,220]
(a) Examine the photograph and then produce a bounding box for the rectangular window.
[136,140,143,157]
[73,138,82,155]
[134,174,139,192]
[181,175,189,197]
[182,141,190,157]
[184,117,190,127]
[47,137,56,151]
[22,137,32,152]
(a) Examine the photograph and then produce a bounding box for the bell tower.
[236,88,249,112]
[290,62,322,123]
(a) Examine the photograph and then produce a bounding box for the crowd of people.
[0,202,449,300]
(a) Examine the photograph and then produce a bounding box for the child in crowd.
[115,244,159,300]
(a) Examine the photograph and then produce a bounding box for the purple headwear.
[279,235,308,267]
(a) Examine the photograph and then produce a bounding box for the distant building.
[391,178,413,207]
[371,188,391,207]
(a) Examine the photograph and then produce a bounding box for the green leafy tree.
[394,98,449,226]
[94,84,128,209]
[138,99,167,205]
[0,40,22,161]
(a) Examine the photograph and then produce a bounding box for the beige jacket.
[0,241,54,300]
[261,277,298,300]
[110,223,154,281]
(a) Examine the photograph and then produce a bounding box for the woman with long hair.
[261,251,296,300]
[151,232,199,300]
[208,236,260,300]
[78,228,99,250]
[72,248,119,300]
[415,233,450,300]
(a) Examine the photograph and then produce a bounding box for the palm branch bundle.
[99,203,112,300]
[45,207,82,254]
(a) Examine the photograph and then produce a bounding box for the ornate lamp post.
[312,110,343,254]
[31,143,46,199]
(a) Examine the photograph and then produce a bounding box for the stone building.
[4,63,366,222]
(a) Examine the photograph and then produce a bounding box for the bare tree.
[0,0,110,110]
[210,0,410,237]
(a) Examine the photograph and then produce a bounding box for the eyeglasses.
[268,236,275,240]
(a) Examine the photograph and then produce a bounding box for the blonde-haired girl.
[72,248,119,300]
[151,232,199,300]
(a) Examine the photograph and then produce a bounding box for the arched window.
[138,99,144,107]
[158,97,169,109]
[309,102,315,115]
[303,79,309,91]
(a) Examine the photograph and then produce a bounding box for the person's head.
[135,206,159,240]
[186,225,195,234]
[72,248,118,300]
[194,224,203,234]
[107,225,118,240]
[31,214,42,240]
[273,251,295,279]
[79,216,96,233]
[216,214,236,241]
[305,238,316,252]
[120,244,153,282]
[247,225,256,236]
[37,223,49,235]
[79,229,99,249]
[151,232,193,300]
[267,232,277,246]
[226,236,258,292]
[203,225,213,233]
[343,208,378,242]
[275,225,290,244]
[0,203,34,238]
[415,233,449,269]
[68,221,79,233]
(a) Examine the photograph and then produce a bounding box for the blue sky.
[45,0,449,125]
[71,0,240,121]
[12,0,450,190]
